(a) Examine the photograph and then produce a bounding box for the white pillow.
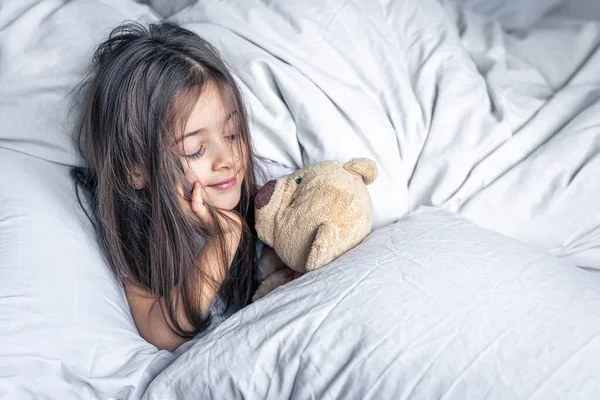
[0,0,156,166]
[0,148,178,399]
[0,1,177,399]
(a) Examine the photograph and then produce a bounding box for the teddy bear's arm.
[305,222,339,271]
[252,246,300,302]
[256,246,288,280]
[252,267,297,302]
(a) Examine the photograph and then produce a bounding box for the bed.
[1,0,599,399]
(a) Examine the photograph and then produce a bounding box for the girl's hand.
[178,181,242,235]
[177,181,211,227]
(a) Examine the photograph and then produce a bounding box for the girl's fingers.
[177,180,212,226]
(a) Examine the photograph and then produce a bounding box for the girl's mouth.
[208,177,236,190]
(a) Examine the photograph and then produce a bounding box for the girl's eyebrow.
[178,110,238,143]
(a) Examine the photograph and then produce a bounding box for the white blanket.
[145,207,600,399]
[169,0,600,269]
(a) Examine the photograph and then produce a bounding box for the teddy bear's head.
[254,158,377,273]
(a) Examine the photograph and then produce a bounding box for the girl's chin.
[212,196,241,211]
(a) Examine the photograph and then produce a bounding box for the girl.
[73,21,257,351]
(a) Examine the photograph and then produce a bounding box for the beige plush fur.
[253,158,377,301]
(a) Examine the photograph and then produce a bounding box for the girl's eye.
[225,133,239,141]
[184,145,205,160]
[294,177,302,184]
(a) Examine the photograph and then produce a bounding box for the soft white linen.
[145,207,600,399]
[170,0,600,269]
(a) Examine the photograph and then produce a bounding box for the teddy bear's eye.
[294,177,302,184]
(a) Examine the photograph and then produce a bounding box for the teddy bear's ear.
[343,158,377,185]
[305,223,339,271]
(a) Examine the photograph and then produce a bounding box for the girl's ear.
[127,167,147,189]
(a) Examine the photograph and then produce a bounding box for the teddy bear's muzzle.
[255,179,276,210]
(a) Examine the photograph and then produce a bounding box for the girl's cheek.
[186,159,210,185]
[182,163,195,183]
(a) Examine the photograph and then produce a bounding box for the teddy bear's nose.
[255,179,276,210]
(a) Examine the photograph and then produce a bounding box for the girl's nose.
[212,140,235,171]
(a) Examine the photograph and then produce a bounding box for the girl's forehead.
[187,83,226,126]
[177,83,232,133]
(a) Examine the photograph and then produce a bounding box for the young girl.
[73,21,258,351]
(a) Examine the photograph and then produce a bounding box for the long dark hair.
[72,21,256,337]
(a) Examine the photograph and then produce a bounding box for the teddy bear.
[252,158,377,301]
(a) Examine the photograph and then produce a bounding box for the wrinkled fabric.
[168,0,600,269]
[145,207,600,399]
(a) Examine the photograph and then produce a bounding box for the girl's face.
[178,82,247,211]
